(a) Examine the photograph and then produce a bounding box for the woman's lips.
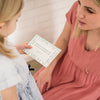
[78,20,86,26]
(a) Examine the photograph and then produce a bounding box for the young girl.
[0,0,43,100]
[35,0,100,99]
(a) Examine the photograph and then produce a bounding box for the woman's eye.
[87,9,94,14]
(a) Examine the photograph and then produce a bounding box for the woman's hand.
[15,42,32,54]
[35,59,58,94]
[35,68,52,94]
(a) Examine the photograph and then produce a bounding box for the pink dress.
[34,2,100,100]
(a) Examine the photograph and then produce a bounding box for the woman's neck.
[87,28,100,37]
[85,28,100,51]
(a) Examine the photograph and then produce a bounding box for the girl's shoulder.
[0,54,14,68]
[0,41,20,68]
[0,54,17,75]
[0,54,22,91]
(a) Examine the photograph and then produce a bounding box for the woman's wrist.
[46,59,58,73]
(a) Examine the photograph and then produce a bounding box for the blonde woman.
[35,0,100,99]
[0,0,43,100]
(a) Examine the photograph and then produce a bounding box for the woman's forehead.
[80,0,100,12]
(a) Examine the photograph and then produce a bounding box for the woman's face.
[0,11,21,37]
[77,0,100,31]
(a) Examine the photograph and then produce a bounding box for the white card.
[23,34,61,67]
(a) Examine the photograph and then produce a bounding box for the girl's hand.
[15,42,32,54]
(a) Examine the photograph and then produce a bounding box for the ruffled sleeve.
[0,57,22,91]
[66,1,78,26]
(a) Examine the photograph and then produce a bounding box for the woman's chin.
[78,25,88,30]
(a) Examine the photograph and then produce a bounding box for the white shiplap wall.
[8,0,76,61]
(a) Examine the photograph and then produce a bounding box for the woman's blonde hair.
[0,0,24,58]
[94,0,100,7]
[73,0,100,37]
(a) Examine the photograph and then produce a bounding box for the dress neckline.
[82,34,100,54]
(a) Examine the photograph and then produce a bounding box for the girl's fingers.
[18,50,26,54]
[24,43,32,49]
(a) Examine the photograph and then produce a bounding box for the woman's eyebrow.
[84,6,96,12]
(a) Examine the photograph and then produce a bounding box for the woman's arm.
[35,21,71,93]
[0,86,19,100]
[47,21,71,72]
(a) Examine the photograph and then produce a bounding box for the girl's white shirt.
[0,41,29,91]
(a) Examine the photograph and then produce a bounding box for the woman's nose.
[76,6,85,19]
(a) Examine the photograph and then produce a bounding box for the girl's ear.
[0,23,5,33]
[0,23,5,28]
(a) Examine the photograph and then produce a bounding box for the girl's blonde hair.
[73,0,100,37]
[0,0,24,58]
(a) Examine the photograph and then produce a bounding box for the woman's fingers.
[36,77,47,93]
[42,82,48,94]
[37,79,43,93]
[47,82,50,91]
